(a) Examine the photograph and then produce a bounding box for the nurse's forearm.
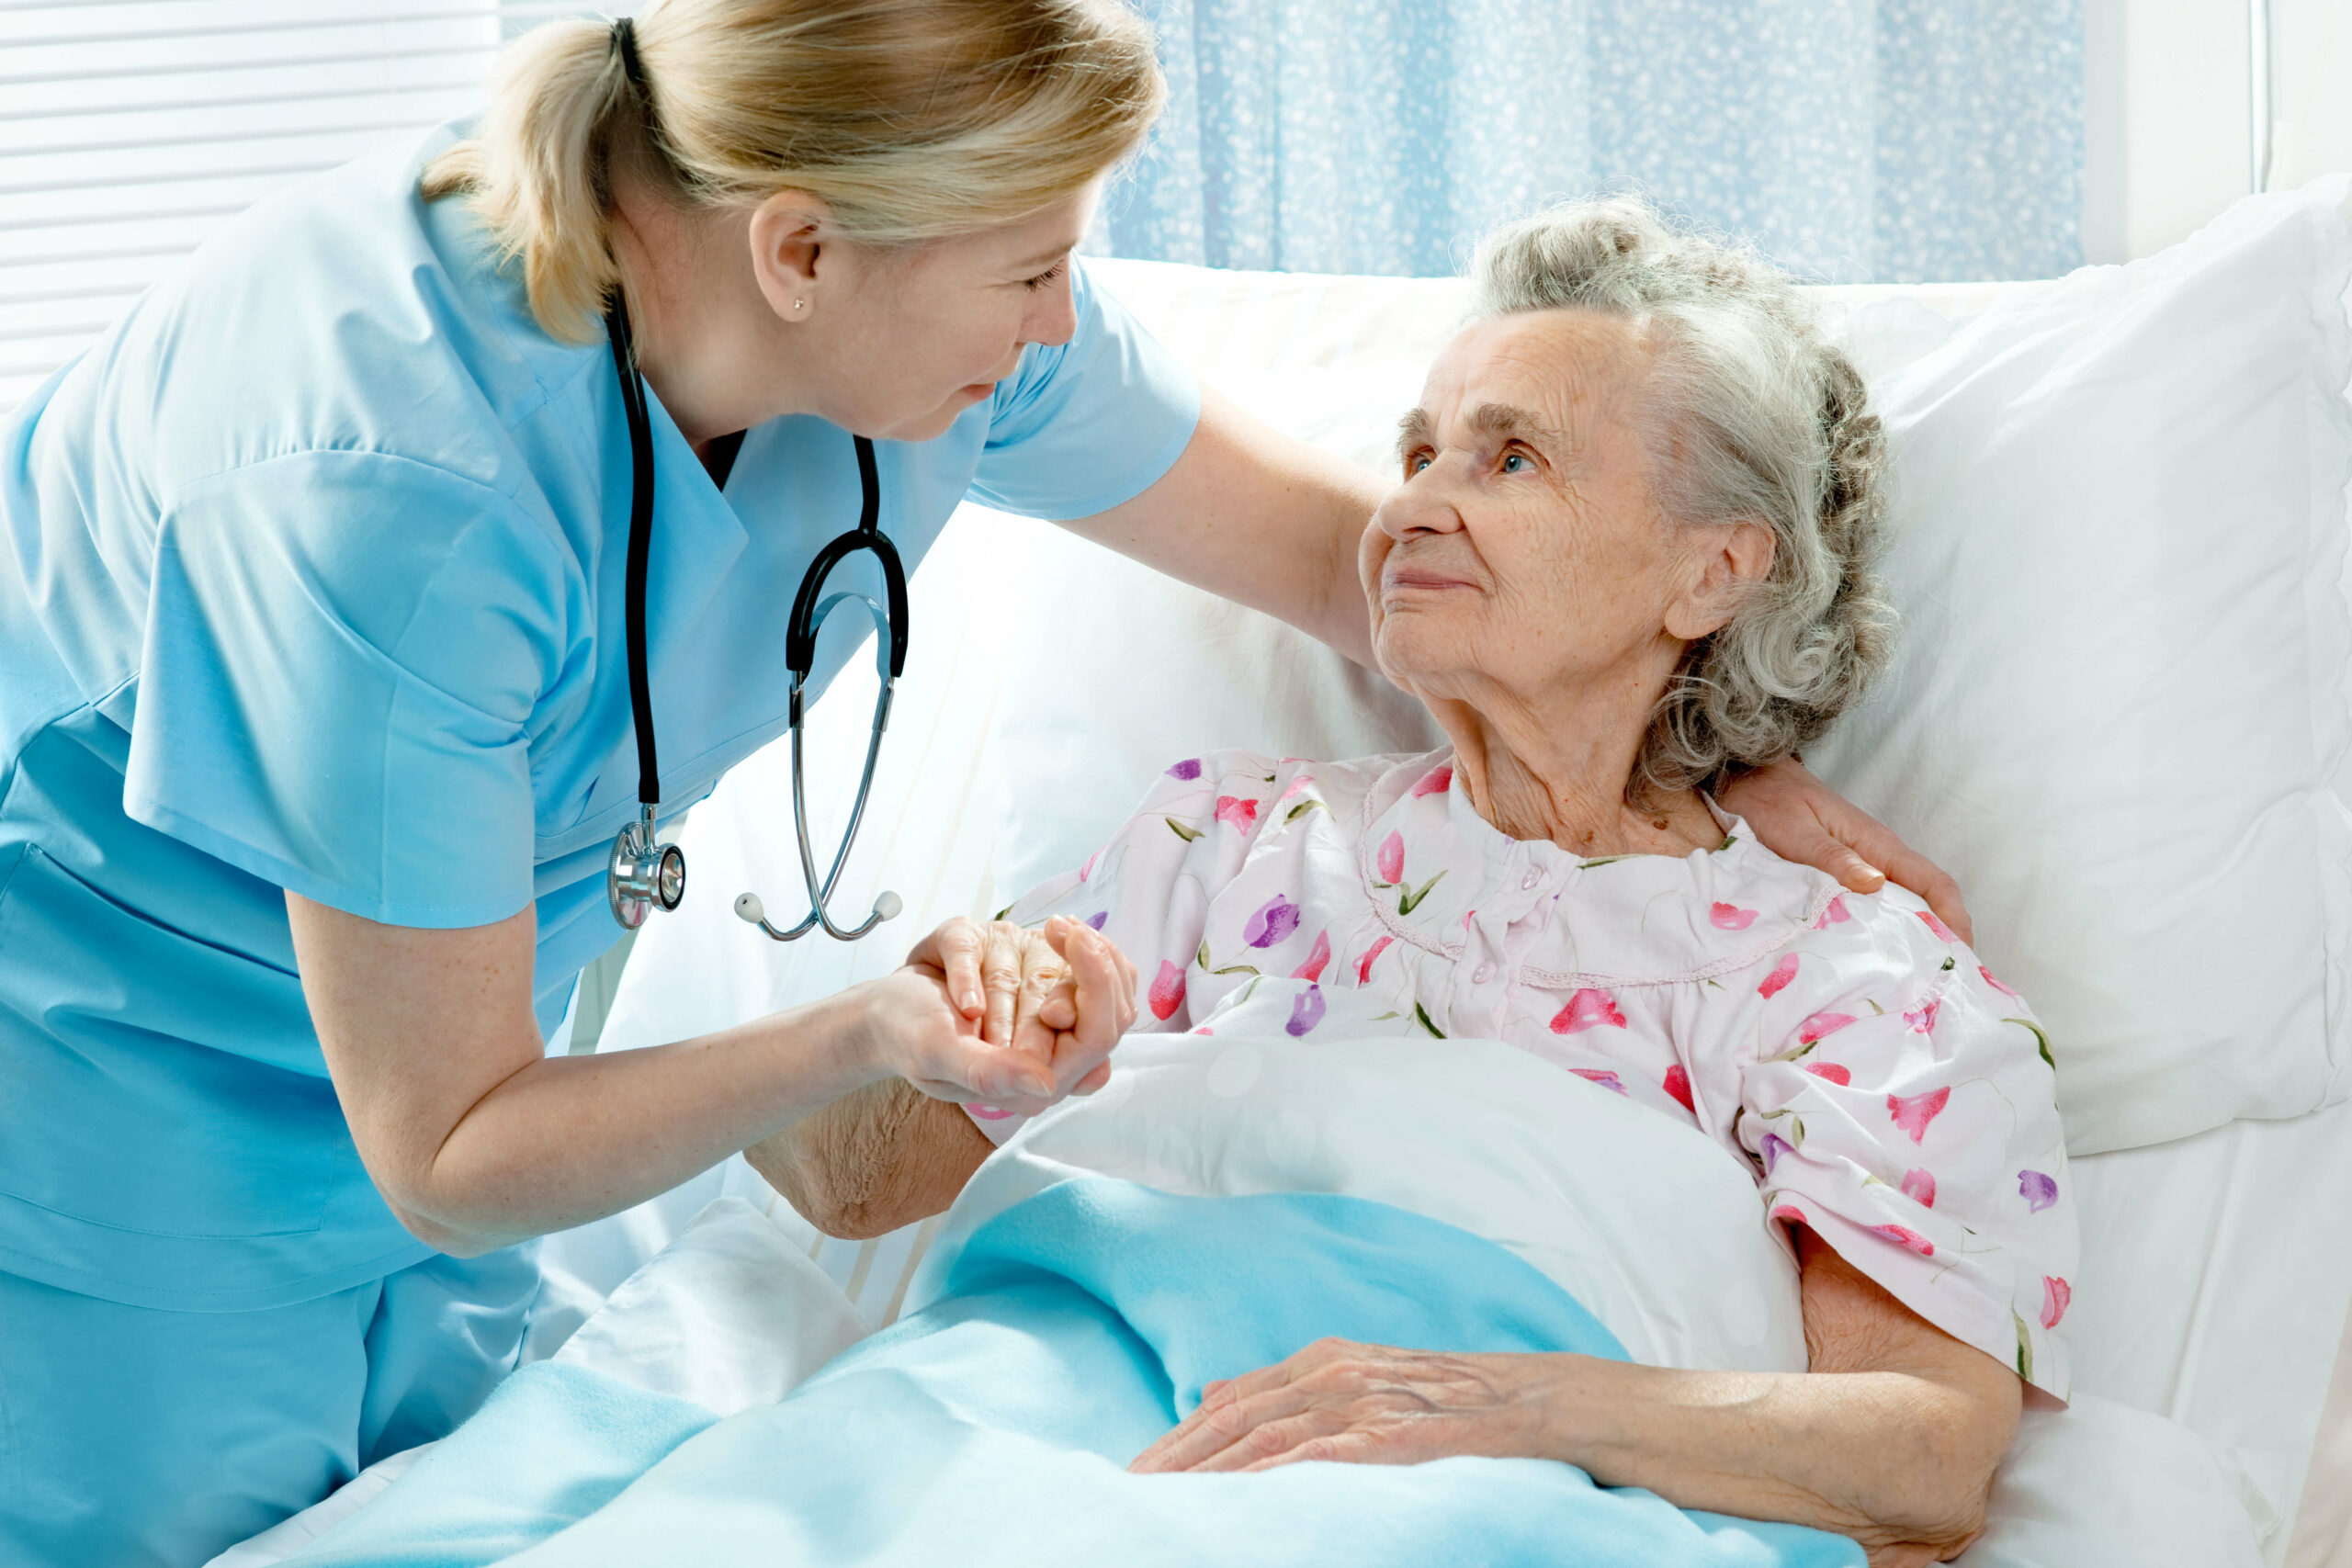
[292,894,896,1257]
[389,995,890,1255]
[1065,386,1386,666]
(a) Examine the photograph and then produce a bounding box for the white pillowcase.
[1803,178,2352,1153]
[916,1033,1811,1376]
[993,186,2352,1155]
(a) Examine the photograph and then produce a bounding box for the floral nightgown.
[976,748,2078,1400]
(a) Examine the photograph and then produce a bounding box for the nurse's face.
[782,196,1094,445]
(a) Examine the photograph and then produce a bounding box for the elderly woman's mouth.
[1382,566,1477,594]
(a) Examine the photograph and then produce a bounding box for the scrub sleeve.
[0,127,1199,1567]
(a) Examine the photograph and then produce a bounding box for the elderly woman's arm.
[1130,1225,2021,1568]
[751,1079,989,1238]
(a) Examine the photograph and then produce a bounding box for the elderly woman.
[759,199,2074,1567]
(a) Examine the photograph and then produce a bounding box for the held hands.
[1718,758,1973,944]
[859,915,1137,1117]
[1128,1338,1545,1474]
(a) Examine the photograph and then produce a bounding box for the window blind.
[0,0,615,412]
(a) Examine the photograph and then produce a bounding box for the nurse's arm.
[1062,385,1387,667]
[286,897,1116,1257]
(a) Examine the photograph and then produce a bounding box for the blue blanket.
[293,1181,1862,1567]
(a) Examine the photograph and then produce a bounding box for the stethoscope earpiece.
[600,291,904,942]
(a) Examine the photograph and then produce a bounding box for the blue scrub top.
[0,126,1199,1312]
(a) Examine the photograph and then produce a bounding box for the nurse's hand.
[1717,757,1973,944]
[864,916,1135,1114]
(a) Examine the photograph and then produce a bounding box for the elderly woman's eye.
[1408,454,1432,475]
[1501,451,1532,474]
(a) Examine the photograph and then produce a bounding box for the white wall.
[2085,0,2352,265]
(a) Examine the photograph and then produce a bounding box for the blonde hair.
[423,0,1164,343]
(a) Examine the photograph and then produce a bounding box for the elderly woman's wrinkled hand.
[878,915,1135,1113]
[1127,1338,1548,1475]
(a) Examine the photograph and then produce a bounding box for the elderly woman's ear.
[1661,519,1775,642]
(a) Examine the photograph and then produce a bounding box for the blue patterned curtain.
[1091,0,2083,283]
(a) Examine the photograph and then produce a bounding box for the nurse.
[0,2,1967,1563]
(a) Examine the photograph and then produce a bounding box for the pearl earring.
[792,299,806,312]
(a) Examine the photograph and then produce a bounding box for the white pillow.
[914,1033,1810,1377]
[1956,1395,2263,1568]
[993,189,2352,1154]
[1803,178,2352,1153]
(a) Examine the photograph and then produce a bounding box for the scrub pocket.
[0,842,339,1241]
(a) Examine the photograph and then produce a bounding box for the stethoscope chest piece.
[608,804,686,931]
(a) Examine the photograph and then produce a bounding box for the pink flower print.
[969,1104,1014,1121]
[1354,936,1395,985]
[1798,1011,1856,1045]
[1080,849,1100,883]
[1148,960,1186,1021]
[1760,1131,1793,1172]
[2041,1276,2071,1329]
[1804,1062,1851,1086]
[1887,1087,1952,1144]
[1286,986,1327,1037]
[1917,908,1956,942]
[1214,795,1259,830]
[1662,1064,1696,1114]
[1758,953,1799,998]
[1711,902,1758,931]
[1279,772,1316,803]
[1410,764,1454,798]
[1770,1203,1807,1225]
[1291,931,1331,983]
[1979,965,2020,998]
[1569,1068,1628,1097]
[1166,758,1203,781]
[1904,997,1940,1034]
[1901,1168,1938,1208]
[1244,896,1302,949]
[1812,896,1850,929]
[1550,987,1627,1035]
[2018,1170,2058,1213]
[1868,1224,1935,1257]
[1375,830,1405,886]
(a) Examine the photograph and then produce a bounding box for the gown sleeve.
[122,450,574,929]
[1732,893,2079,1402]
[966,750,1289,1143]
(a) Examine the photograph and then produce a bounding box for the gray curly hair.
[1471,197,1895,799]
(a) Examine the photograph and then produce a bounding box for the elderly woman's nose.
[1378,471,1465,538]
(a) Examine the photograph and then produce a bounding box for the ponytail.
[424,0,1165,344]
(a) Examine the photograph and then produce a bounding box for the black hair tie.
[611,17,648,95]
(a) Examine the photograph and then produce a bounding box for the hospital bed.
[215,175,2352,1567]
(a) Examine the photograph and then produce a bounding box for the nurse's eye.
[1021,262,1066,293]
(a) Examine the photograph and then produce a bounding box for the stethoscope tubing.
[601,292,904,941]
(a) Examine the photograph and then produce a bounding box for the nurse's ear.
[745,191,837,323]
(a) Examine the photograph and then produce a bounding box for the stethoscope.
[602,295,908,941]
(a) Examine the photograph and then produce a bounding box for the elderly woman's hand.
[1128,1339,1546,1474]
[1718,758,1973,945]
[874,915,1136,1112]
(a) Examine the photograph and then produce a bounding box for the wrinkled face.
[1361,310,1711,716]
[791,196,1093,443]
